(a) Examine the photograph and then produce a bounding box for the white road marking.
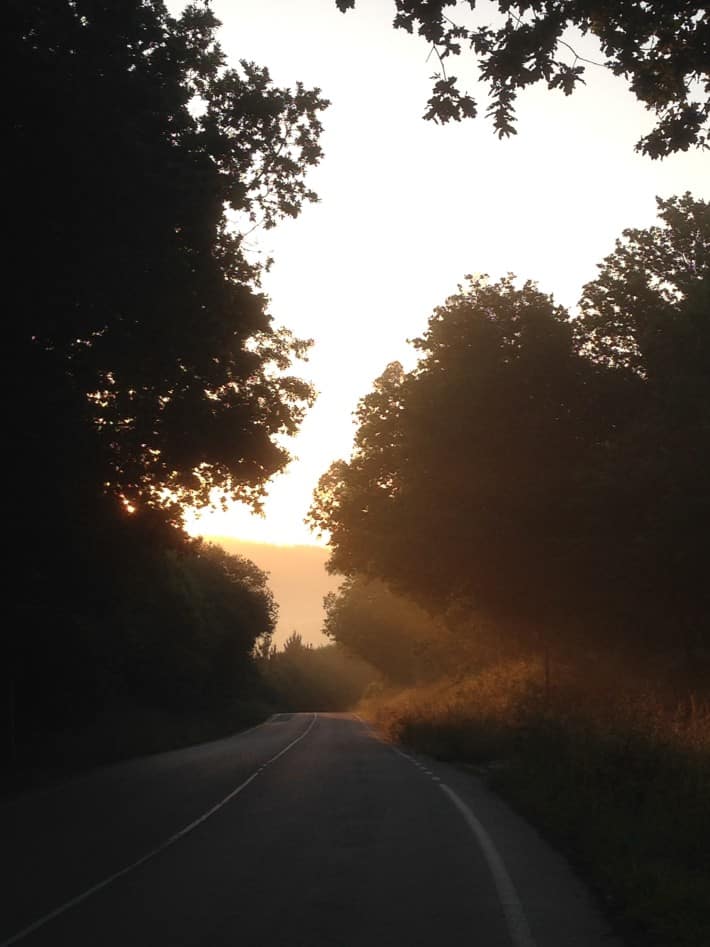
[0,713,318,947]
[387,738,536,947]
[438,783,536,947]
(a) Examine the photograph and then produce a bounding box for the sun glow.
[183,495,322,547]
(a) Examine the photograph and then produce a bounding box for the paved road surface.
[0,713,622,946]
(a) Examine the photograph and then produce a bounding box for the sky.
[175,0,709,547]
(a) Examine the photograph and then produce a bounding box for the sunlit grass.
[359,658,710,947]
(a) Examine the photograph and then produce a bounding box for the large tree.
[336,1,710,157]
[577,194,710,376]
[9,0,327,519]
[575,194,710,657]
[6,1,327,758]
[311,197,710,659]
[309,277,613,628]
[323,576,458,683]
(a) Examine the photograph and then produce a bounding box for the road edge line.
[357,715,536,947]
[437,781,536,947]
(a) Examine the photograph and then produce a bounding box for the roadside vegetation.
[259,633,377,713]
[8,531,279,784]
[313,197,710,947]
[7,8,709,939]
[357,658,710,947]
[5,1,326,784]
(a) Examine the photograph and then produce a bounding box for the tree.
[335,1,710,157]
[6,1,327,762]
[575,194,710,659]
[10,528,279,752]
[312,197,710,663]
[310,277,608,630]
[260,637,376,711]
[577,194,710,376]
[177,542,278,705]
[9,0,327,519]
[323,576,463,683]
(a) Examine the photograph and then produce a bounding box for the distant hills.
[204,537,342,648]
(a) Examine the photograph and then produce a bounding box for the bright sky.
[176,0,709,547]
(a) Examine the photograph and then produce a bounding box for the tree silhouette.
[336,1,710,157]
[576,194,710,660]
[311,199,710,661]
[310,276,606,627]
[9,0,327,517]
[577,195,710,376]
[323,577,459,683]
[6,1,327,764]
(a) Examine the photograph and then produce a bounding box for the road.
[0,713,622,946]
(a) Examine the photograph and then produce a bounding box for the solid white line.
[438,783,536,947]
[386,739,535,947]
[0,713,318,947]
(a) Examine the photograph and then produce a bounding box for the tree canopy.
[10,0,328,518]
[576,194,710,655]
[335,1,710,157]
[577,194,710,376]
[6,1,327,764]
[323,576,469,683]
[310,276,612,622]
[259,633,377,711]
[310,195,710,659]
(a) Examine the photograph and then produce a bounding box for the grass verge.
[359,659,710,947]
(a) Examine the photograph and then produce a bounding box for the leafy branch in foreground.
[336,1,710,157]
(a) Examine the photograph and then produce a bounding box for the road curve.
[0,713,622,946]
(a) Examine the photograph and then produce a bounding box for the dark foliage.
[576,194,710,659]
[5,1,326,766]
[336,1,710,157]
[260,634,376,711]
[10,516,277,764]
[310,195,710,661]
[9,0,327,515]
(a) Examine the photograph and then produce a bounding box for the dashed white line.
[0,713,318,947]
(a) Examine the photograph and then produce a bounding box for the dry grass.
[358,656,710,947]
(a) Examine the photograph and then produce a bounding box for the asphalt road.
[0,713,623,946]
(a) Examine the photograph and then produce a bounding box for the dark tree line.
[16,532,277,747]
[311,195,710,669]
[6,1,327,764]
[259,632,376,711]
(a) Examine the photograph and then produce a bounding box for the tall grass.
[359,658,710,947]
